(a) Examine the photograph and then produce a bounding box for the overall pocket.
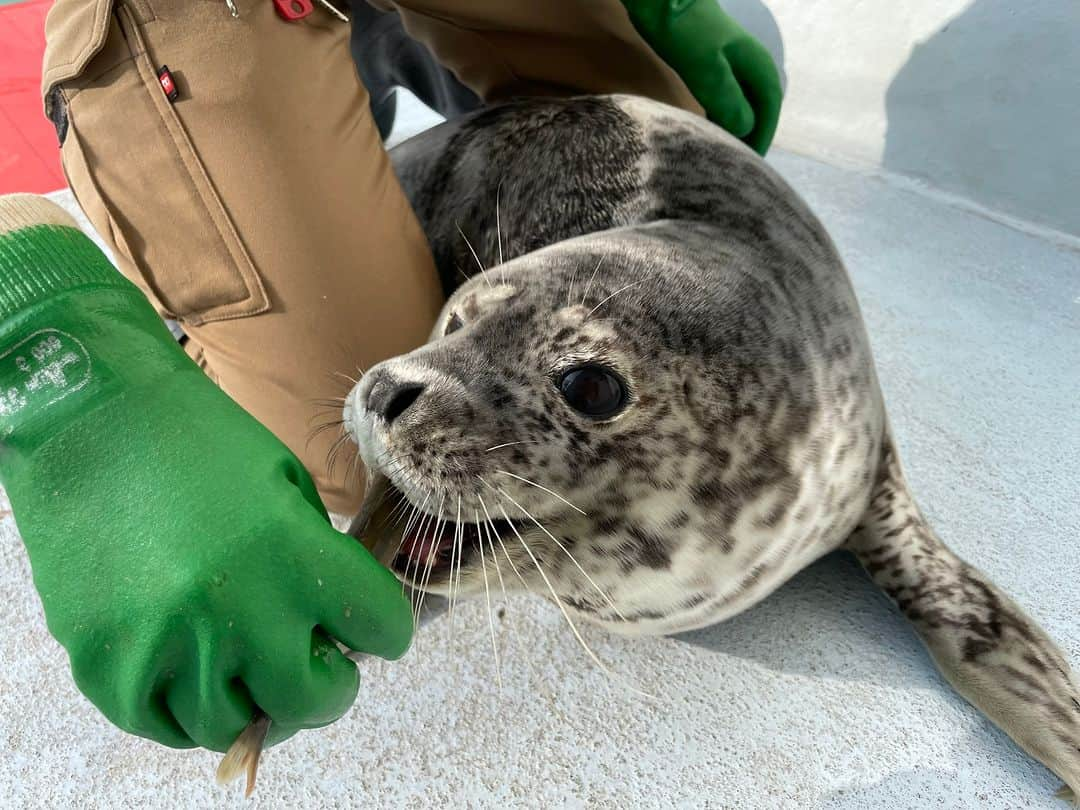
[42,0,269,326]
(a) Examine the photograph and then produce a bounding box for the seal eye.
[559,365,626,418]
[445,312,464,335]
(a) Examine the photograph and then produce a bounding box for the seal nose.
[367,373,425,425]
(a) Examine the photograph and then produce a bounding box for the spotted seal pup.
[346,95,1078,799]
[220,95,1079,798]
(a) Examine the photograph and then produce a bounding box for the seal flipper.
[848,434,1080,802]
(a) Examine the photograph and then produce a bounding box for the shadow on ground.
[884,0,1080,236]
[670,551,941,689]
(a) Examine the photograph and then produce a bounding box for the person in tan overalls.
[41,0,781,514]
[20,0,779,752]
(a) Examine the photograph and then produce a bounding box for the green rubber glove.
[0,195,412,752]
[620,0,783,154]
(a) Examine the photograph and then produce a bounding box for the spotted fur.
[850,436,1080,800]
[344,95,1079,798]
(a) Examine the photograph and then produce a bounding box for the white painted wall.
[725,0,1080,237]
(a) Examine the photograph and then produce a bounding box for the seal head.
[348,219,872,637]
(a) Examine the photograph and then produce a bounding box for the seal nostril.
[381,384,425,425]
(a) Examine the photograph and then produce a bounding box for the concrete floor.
[0,97,1077,808]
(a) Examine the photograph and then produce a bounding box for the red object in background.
[0,0,66,195]
[273,0,314,21]
[157,65,179,102]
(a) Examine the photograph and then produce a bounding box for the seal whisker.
[379,458,410,476]
[477,498,509,602]
[401,491,431,537]
[414,498,444,604]
[584,281,644,320]
[408,502,439,625]
[364,486,399,530]
[414,494,446,625]
[487,506,530,591]
[483,515,512,671]
[485,440,539,453]
[307,404,347,424]
[495,181,506,284]
[493,470,588,516]
[387,497,415,534]
[489,533,508,606]
[395,503,419,598]
[456,223,493,289]
[306,417,345,444]
[374,451,411,483]
[404,508,430,615]
[407,501,439,615]
[379,480,415,528]
[382,500,418,583]
[382,464,409,486]
[331,441,356,478]
[330,369,361,386]
[373,452,411,492]
[488,489,642,697]
[424,495,447,593]
[493,483,627,624]
[580,255,606,307]
[483,489,534,679]
[446,495,463,653]
[307,408,347,433]
[324,432,352,477]
[321,363,366,397]
[476,483,531,596]
[474,508,502,691]
[452,498,465,617]
[400,491,432,599]
[345,445,364,484]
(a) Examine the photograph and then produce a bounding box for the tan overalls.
[41,0,701,512]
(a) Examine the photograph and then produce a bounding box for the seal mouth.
[350,473,525,588]
[393,505,521,582]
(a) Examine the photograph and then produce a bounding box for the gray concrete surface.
[0,97,1078,808]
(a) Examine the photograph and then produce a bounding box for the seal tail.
[847,434,1080,802]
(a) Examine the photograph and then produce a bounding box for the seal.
[341,95,1078,799]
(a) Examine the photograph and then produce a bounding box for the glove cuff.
[0,194,130,324]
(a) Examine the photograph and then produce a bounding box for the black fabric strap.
[349,1,481,139]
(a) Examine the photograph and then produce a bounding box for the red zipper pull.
[273,0,313,21]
